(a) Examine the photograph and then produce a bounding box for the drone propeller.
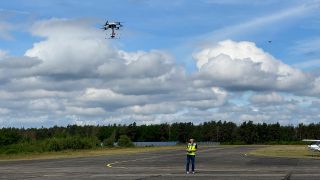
[115,22,123,26]
[101,27,109,30]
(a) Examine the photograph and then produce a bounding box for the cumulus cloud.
[125,103,179,115]
[0,50,7,59]
[249,92,284,105]
[0,108,10,115]
[193,40,312,92]
[65,106,106,116]
[77,88,151,110]
[307,77,320,96]
[0,18,229,127]
[1,18,320,127]
[25,19,113,78]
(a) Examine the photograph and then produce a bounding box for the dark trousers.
[186,155,195,172]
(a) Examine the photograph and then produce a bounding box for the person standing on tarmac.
[186,138,197,174]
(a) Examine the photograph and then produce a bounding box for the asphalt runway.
[1,146,320,180]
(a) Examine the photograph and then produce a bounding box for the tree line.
[0,121,319,154]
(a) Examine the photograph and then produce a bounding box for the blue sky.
[2,0,319,66]
[0,0,320,127]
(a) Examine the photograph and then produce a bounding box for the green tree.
[118,135,134,147]
[238,121,258,144]
[103,130,116,147]
[126,122,138,141]
[0,128,22,146]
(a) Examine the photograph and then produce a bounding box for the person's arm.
[193,144,197,152]
[188,143,197,152]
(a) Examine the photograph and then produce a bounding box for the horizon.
[1,0,320,127]
[0,119,315,129]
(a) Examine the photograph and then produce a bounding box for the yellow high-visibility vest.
[187,143,197,156]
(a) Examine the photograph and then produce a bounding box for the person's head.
[189,139,194,143]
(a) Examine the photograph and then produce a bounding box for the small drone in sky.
[101,20,123,39]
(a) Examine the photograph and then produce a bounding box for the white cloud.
[125,103,179,115]
[0,108,10,115]
[249,92,284,104]
[0,18,229,127]
[0,89,67,100]
[25,19,113,77]
[66,106,106,116]
[194,40,311,92]
[308,77,320,95]
[1,18,320,127]
[78,88,150,110]
[0,50,7,59]
[181,87,227,109]
[28,99,61,111]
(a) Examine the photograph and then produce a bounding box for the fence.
[133,141,178,147]
[197,141,220,146]
[133,141,220,147]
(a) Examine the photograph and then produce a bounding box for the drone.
[101,20,123,39]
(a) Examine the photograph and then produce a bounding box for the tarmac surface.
[0,146,320,180]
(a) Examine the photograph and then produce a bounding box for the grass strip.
[0,146,184,161]
[249,145,320,159]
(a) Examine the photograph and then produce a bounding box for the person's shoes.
[192,171,195,174]
[186,171,189,174]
